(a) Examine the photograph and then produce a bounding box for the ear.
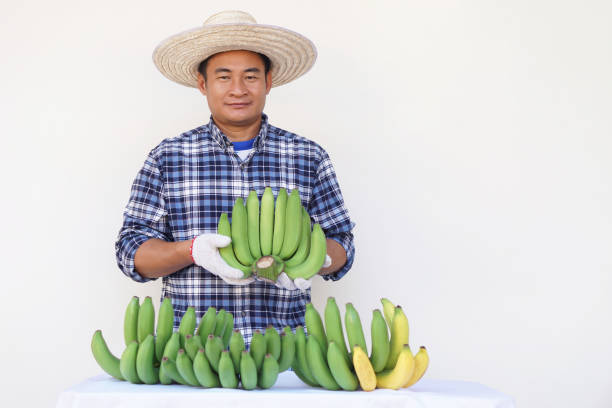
[197,72,207,96]
[265,70,272,94]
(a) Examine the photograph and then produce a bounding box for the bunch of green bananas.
[293,298,430,391]
[91,296,296,389]
[218,187,327,283]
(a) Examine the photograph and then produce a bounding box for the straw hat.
[152,10,317,88]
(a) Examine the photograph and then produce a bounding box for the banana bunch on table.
[219,187,327,283]
[293,298,430,391]
[91,296,295,389]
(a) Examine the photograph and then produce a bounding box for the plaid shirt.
[115,114,355,345]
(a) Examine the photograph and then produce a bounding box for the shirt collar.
[207,113,269,153]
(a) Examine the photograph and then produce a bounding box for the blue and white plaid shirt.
[115,114,355,344]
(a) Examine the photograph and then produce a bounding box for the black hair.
[197,52,271,83]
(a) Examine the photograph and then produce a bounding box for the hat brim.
[152,23,317,88]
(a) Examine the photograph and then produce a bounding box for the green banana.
[161,356,187,386]
[205,334,223,373]
[264,326,281,361]
[214,309,227,337]
[260,187,275,256]
[279,189,303,259]
[178,306,196,348]
[294,325,318,385]
[327,341,358,391]
[370,309,391,372]
[385,306,410,370]
[277,327,295,372]
[258,354,280,389]
[136,334,159,384]
[162,332,181,362]
[222,312,234,348]
[137,296,155,343]
[218,350,239,388]
[246,190,262,259]
[284,223,327,280]
[218,212,252,276]
[249,330,266,372]
[176,349,199,386]
[345,303,367,357]
[159,364,172,385]
[196,306,217,342]
[292,363,319,387]
[306,335,340,390]
[324,297,350,367]
[159,331,180,385]
[239,350,258,390]
[119,341,141,384]
[305,303,328,358]
[229,329,245,373]
[155,297,174,363]
[271,188,287,255]
[231,197,254,266]
[193,349,220,388]
[184,334,203,360]
[91,330,124,380]
[123,296,139,346]
[381,298,396,328]
[285,207,311,267]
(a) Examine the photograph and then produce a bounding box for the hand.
[190,234,254,285]
[275,272,312,291]
[274,255,332,291]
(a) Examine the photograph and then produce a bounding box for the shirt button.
[241,311,246,317]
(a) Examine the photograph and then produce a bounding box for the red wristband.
[190,237,197,264]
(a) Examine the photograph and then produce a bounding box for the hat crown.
[204,10,257,26]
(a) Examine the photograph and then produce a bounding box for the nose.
[229,77,248,97]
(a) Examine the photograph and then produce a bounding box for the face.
[197,50,272,129]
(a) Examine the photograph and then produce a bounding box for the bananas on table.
[91,296,295,389]
[91,296,429,391]
[295,297,430,391]
[219,187,327,283]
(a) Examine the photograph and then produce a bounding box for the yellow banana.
[380,298,396,329]
[376,345,415,390]
[403,346,429,388]
[352,345,376,392]
[385,306,409,370]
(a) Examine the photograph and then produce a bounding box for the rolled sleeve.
[115,152,170,283]
[309,150,356,281]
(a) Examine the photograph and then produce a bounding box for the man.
[115,11,355,344]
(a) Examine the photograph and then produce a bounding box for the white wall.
[1,0,611,406]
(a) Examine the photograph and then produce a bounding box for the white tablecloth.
[56,372,515,408]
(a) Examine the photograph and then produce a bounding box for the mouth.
[227,102,251,109]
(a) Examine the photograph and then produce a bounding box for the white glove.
[190,234,254,285]
[275,255,332,291]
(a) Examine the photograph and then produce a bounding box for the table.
[56,371,515,408]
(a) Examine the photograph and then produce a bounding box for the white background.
[1,0,611,407]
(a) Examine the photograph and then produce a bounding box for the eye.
[218,75,230,80]
[246,75,258,80]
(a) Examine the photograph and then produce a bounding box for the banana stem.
[253,256,284,283]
